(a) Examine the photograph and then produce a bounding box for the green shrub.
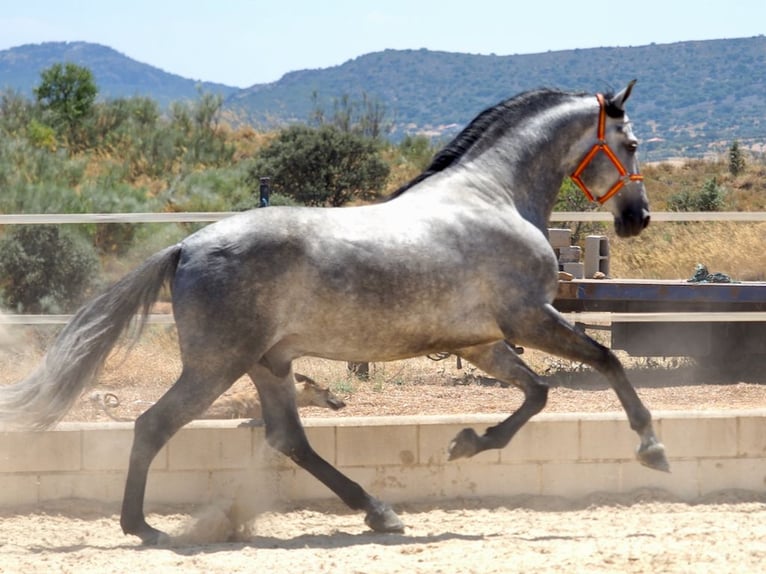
[668,177,727,212]
[0,225,99,313]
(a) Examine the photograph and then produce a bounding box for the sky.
[0,1,764,88]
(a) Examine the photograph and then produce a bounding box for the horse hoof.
[135,526,171,546]
[365,503,405,533]
[447,428,481,460]
[637,442,670,473]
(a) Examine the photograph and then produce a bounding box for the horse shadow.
[175,530,484,555]
[26,530,485,557]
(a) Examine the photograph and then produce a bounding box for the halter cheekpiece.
[570,93,644,204]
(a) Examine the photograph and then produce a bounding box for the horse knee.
[264,425,312,461]
[133,411,174,456]
[526,382,549,413]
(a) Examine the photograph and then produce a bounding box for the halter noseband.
[570,93,644,205]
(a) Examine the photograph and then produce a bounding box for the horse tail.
[0,244,182,430]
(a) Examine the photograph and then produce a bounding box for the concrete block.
[660,415,738,459]
[82,427,169,472]
[559,246,582,263]
[548,228,571,249]
[503,418,579,463]
[81,427,134,470]
[0,429,81,472]
[38,471,125,502]
[0,473,39,506]
[304,425,337,464]
[540,461,621,498]
[438,463,483,499]
[419,422,501,465]
[584,235,610,277]
[562,262,585,278]
[336,423,418,467]
[377,465,448,502]
[168,427,252,471]
[737,414,766,457]
[620,459,699,499]
[698,458,766,494]
[280,466,357,502]
[438,462,540,499]
[346,465,438,503]
[145,470,211,505]
[579,417,638,461]
[0,415,762,512]
[207,468,282,511]
[470,462,540,498]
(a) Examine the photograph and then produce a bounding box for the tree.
[34,63,98,149]
[248,125,389,206]
[398,135,436,171]
[668,177,727,212]
[728,140,745,176]
[310,91,392,140]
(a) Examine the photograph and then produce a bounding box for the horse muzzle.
[614,207,650,237]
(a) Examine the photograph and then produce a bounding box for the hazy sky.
[1,1,763,87]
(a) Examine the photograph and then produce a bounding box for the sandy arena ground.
[1,492,765,573]
[1,326,765,572]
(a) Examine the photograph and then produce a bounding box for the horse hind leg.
[249,362,403,533]
[120,363,245,545]
[512,303,669,472]
[447,341,549,460]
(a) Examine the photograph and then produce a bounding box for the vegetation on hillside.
[3,37,766,160]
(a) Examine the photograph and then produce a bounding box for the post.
[259,177,271,208]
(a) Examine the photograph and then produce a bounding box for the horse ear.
[611,79,637,111]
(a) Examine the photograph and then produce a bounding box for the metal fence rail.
[2,211,766,225]
[5,312,766,326]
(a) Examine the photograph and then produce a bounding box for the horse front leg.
[448,341,549,460]
[513,303,669,472]
[249,363,404,533]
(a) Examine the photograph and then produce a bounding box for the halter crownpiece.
[570,93,644,204]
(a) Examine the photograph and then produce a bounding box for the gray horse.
[0,81,667,544]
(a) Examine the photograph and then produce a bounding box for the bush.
[0,225,99,313]
[668,177,727,212]
[163,166,253,212]
[247,125,390,206]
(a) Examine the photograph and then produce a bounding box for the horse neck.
[471,98,596,232]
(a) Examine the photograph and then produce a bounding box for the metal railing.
[3,211,766,225]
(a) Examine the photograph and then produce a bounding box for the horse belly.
[286,296,503,362]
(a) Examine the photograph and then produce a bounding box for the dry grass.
[599,157,766,280]
[608,221,766,280]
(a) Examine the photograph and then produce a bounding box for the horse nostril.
[643,213,651,229]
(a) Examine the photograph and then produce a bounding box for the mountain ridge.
[2,37,765,159]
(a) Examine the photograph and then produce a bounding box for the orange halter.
[570,94,644,204]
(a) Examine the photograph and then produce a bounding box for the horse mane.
[387,87,611,200]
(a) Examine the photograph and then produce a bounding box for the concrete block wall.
[1,411,764,509]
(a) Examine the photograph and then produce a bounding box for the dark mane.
[387,88,589,200]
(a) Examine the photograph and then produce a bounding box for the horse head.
[570,80,650,237]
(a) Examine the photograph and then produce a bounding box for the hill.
[2,38,766,160]
[228,37,766,160]
[0,42,238,107]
